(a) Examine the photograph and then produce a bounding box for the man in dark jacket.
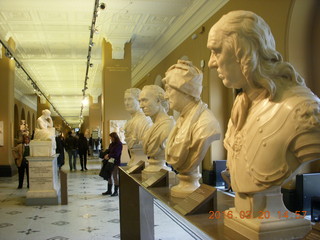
[78,132,89,171]
[65,131,78,171]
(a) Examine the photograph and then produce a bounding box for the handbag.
[99,159,115,180]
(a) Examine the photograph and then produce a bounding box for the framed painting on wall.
[0,121,4,146]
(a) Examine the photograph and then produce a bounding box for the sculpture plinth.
[30,140,55,157]
[224,187,311,240]
[141,158,171,180]
[26,154,60,205]
[170,167,201,198]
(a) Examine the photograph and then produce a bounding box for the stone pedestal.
[170,167,201,198]
[142,158,171,180]
[26,154,60,205]
[30,140,55,157]
[224,187,311,239]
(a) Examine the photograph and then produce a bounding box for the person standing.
[55,131,65,170]
[12,135,30,189]
[88,135,93,157]
[65,131,78,171]
[102,132,123,196]
[78,132,89,171]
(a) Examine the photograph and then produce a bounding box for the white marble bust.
[139,85,175,177]
[124,88,152,166]
[163,60,221,197]
[34,109,55,140]
[20,120,29,136]
[207,10,320,238]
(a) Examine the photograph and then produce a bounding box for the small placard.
[142,169,168,188]
[127,160,145,174]
[174,184,216,216]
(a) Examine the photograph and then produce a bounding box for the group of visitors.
[64,131,89,172]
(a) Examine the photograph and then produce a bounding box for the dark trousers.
[68,149,77,170]
[18,159,29,188]
[79,150,87,170]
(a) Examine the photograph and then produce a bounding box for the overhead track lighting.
[99,3,106,10]
[79,0,104,128]
[0,39,71,128]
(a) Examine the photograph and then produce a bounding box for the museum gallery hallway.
[0,157,210,240]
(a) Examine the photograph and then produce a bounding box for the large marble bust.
[124,88,152,166]
[207,10,320,238]
[163,60,221,197]
[34,109,55,140]
[139,85,175,176]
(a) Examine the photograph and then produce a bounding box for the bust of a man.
[20,120,29,136]
[34,109,55,140]
[124,88,152,166]
[139,85,175,176]
[163,60,221,197]
[207,10,320,237]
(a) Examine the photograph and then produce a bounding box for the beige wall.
[0,38,16,174]
[102,41,132,147]
[87,95,102,136]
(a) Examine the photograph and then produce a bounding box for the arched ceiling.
[0,0,227,127]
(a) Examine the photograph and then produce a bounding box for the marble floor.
[0,157,219,240]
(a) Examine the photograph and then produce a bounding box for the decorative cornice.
[132,0,229,86]
[14,89,37,111]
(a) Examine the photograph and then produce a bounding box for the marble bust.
[139,85,175,177]
[124,88,152,166]
[19,120,29,137]
[163,60,221,198]
[207,10,320,238]
[34,109,55,140]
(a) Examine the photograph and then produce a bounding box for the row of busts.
[124,60,221,198]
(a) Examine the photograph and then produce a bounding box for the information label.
[174,184,216,216]
[127,160,145,174]
[142,169,168,188]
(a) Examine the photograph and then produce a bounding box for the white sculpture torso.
[139,85,174,176]
[225,86,320,193]
[124,110,152,166]
[124,111,152,149]
[166,101,220,173]
[162,59,221,197]
[31,109,56,156]
[142,115,174,160]
[206,10,320,239]
[124,89,153,166]
[34,116,54,140]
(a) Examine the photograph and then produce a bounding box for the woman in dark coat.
[78,132,89,171]
[102,132,123,196]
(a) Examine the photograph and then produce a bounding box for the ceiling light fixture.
[79,0,104,128]
[0,39,71,129]
[5,49,14,60]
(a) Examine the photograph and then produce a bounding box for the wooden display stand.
[119,167,252,240]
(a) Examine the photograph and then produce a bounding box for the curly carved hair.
[210,10,305,99]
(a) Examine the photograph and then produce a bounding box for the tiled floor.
[0,157,203,240]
